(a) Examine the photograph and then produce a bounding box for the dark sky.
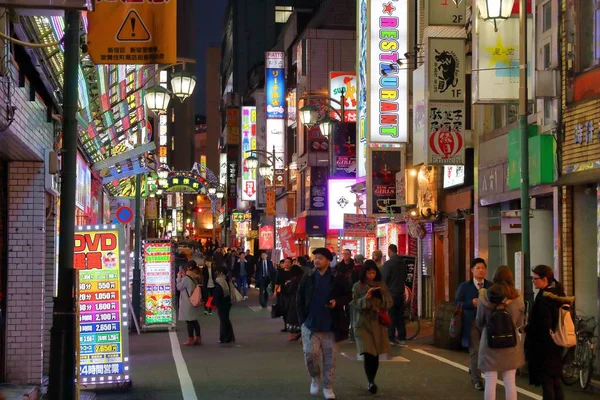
[195,1,228,116]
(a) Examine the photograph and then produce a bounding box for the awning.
[555,169,600,187]
[479,184,554,206]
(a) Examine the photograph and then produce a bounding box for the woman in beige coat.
[350,260,393,394]
[476,265,525,400]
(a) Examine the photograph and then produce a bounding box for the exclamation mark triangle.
[116,10,151,42]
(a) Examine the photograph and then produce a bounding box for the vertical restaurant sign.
[241,106,257,201]
[426,0,466,26]
[227,146,239,202]
[254,90,267,209]
[329,72,357,122]
[200,155,207,179]
[265,51,285,119]
[357,0,368,177]
[266,119,285,169]
[219,152,227,186]
[143,242,173,325]
[368,0,409,143]
[412,65,427,165]
[159,114,168,164]
[226,108,240,144]
[259,225,274,249]
[266,188,276,216]
[287,89,297,126]
[428,38,465,102]
[75,225,130,383]
[427,102,465,165]
[333,123,356,178]
[327,178,357,230]
[368,149,403,215]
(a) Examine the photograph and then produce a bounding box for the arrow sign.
[244,181,256,199]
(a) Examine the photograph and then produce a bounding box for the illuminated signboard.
[76,154,91,213]
[357,0,368,178]
[266,119,285,170]
[219,153,228,186]
[327,178,357,230]
[143,242,174,325]
[329,72,357,122]
[159,114,168,164]
[241,106,257,201]
[75,225,130,384]
[367,0,409,143]
[232,211,252,223]
[443,165,465,188]
[164,172,206,194]
[265,51,285,119]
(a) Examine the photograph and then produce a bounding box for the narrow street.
[93,290,598,400]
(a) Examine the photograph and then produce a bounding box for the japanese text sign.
[265,51,285,119]
[87,0,177,65]
[143,242,173,325]
[75,225,130,383]
[427,102,465,165]
[259,225,274,250]
[241,106,257,201]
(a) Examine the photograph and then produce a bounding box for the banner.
[333,123,356,178]
[241,106,257,201]
[74,225,130,384]
[277,226,297,258]
[266,188,276,216]
[427,102,465,165]
[343,214,377,237]
[265,51,285,119]
[368,149,403,215]
[143,242,174,326]
[259,225,274,250]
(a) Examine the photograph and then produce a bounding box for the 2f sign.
[427,0,466,27]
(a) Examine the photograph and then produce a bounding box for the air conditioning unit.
[535,70,559,98]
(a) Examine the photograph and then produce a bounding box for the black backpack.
[486,299,517,349]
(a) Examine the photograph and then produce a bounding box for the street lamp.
[319,115,336,138]
[170,71,196,101]
[145,85,171,114]
[216,189,225,199]
[207,186,217,195]
[299,104,319,127]
[258,163,274,178]
[477,0,515,32]
[246,154,259,169]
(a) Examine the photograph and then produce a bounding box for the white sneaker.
[243,296,249,300]
[310,377,320,395]
[323,388,336,399]
[356,354,364,361]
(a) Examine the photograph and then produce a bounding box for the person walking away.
[233,251,252,300]
[176,260,203,346]
[523,265,573,400]
[213,266,235,343]
[226,250,238,279]
[213,247,225,268]
[372,250,383,270]
[286,264,304,342]
[296,247,351,400]
[202,258,216,315]
[256,252,275,308]
[455,257,492,391]
[276,257,294,332]
[350,260,393,394]
[476,266,525,400]
[349,254,365,342]
[381,244,408,347]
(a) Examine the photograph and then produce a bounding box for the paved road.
[94,290,598,400]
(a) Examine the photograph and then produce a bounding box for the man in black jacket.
[296,248,351,400]
[382,244,407,347]
[256,252,275,308]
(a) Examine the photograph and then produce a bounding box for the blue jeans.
[237,275,248,297]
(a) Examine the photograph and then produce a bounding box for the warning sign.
[87,0,176,65]
[116,10,151,42]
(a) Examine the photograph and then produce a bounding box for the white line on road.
[412,349,542,400]
[169,331,199,400]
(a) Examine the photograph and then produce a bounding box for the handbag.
[378,311,392,326]
[230,284,244,303]
[186,276,203,307]
[449,303,463,339]
[271,302,282,318]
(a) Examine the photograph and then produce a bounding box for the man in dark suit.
[256,252,275,308]
[454,257,492,391]
[233,251,254,300]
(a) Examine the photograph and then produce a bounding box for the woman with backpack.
[213,266,235,343]
[176,260,203,346]
[523,265,573,400]
[476,265,525,400]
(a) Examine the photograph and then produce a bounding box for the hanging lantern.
[145,86,171,114]
[477,0,515,32]
[170,71,196,101]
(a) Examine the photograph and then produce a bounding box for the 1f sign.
[428,37,465,102]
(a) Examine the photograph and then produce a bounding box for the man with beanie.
[296,248,351,400]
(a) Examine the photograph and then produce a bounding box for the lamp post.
[479,0,530,296]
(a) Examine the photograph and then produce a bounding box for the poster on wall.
[427,102,465,165]
[343,214,377,237]
[241,106,257,201]
[329,71,357,122]
[428,37,465,102]
[143,242,174,326]
[327,179,357,230]
[474,16,534,102]
[75,225,130,384]
[333,123,356,178]
[368,148,404,216]
[265,51,285,119]
[259,225,274,250]
[367,0,409,143]
[357,0,368,177]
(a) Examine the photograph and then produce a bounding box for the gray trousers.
[301,324,337,390]
[469,324,483,383]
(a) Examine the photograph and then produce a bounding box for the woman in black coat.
[523,265,573,400]
[213,266,235,343]
[284,265,304,341]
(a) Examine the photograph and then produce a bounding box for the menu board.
[75,225,130,384]
[143,242,174,325]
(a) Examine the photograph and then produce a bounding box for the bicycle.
[404,301,420,340]
[561,316,596,390]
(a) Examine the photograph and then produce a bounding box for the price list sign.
[143,242,174,325]
[75,225,130,384]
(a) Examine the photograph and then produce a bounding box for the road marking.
[412,349,542,400]
[341,352,410,362]
[169,331,198,400]
[248,306,264,312]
